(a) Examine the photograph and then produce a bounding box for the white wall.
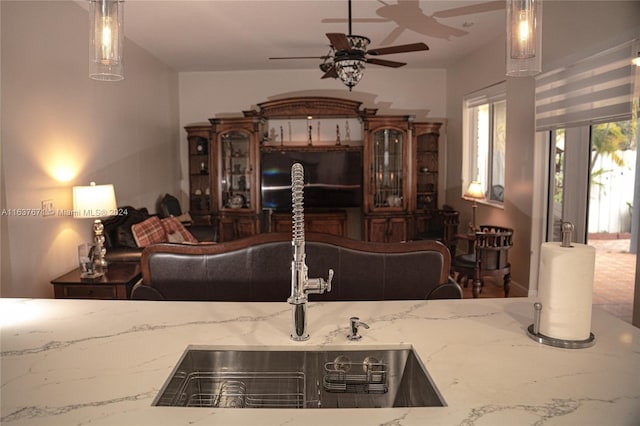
[1,1,180,298]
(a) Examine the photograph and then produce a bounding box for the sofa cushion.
[132,216,167,247]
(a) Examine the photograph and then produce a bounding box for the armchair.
[451,225,513,298]
[418,207,460,255]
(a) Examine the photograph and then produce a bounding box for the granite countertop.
[1,297,639,425]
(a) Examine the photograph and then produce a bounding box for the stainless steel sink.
[153,346,445,409]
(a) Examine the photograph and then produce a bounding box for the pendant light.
[89,0,124,81]
[506,0,542,77]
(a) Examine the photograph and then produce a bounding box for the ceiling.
[118,0,506,73]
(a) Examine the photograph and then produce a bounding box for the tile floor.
[461,239,636,325]
[590,238,635,324]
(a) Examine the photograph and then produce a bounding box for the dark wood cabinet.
[413,124,441,208]
[365,215,409,243]
[219,213,260,241]
[185,125,215,225]
[270,211,348,237]
[50,262,141,300]
[362,116,411,242]
[211,116,263,241]
[186,97,443,242]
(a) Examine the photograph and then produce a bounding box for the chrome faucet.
[288,163,333,341]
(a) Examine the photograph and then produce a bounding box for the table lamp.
[73,182,117,268]
[463,181,486,234]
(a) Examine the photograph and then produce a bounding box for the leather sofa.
[132,232,462,301]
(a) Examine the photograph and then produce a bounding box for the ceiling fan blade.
[321,64,338,79]
[326,33,352,52]
[433,0,504,18]
[366,58,406,68]
[269,56,332,60]
[368,42,429,56]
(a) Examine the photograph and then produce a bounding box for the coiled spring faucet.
[288,163,333,341]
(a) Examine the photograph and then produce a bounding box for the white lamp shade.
[463,181,486,201]
[73,182,117,218]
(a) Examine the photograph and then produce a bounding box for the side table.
[51,262,141,300]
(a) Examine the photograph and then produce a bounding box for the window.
[536,39,638,242]
[463,82,506,203]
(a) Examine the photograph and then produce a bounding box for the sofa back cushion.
[138,233,451,302]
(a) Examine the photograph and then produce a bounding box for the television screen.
[261,150,362,212]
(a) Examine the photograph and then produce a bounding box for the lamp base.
[93,219,108,269]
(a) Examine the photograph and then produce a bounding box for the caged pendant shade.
[335,59,366,91]
[89,0,124,81]
[506,0,542,77]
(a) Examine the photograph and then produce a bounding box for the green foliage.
[590,119,636,187]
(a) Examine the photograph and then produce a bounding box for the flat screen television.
[261,149,362,212]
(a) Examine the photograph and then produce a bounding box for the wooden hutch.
[185,97,442,242]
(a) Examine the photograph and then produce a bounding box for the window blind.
[535,40,636,131]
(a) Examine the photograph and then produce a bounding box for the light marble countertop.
[1,297,639,425]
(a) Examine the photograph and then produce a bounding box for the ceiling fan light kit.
[269,0,429,90]
[89,0,124,81]
[335,58,366,91]
[506,0,542,77]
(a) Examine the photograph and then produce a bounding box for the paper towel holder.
[561,221,574,248]
[527,222,595,348]
[527,303,596,349]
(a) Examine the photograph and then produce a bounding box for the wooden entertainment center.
[185,97,442,242]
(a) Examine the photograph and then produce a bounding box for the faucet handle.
[326,269,334,292]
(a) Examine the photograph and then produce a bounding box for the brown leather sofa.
[132,232,462,301]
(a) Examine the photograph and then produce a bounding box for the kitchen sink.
[153,346,445,409]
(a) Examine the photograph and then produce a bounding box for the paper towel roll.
[538,242,596,341]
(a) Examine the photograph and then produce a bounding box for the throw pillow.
[167,231,185,243]
[132,216,167,247]
[160,217,198,244]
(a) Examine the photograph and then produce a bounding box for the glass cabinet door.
[220,130,252,210]
[372,128,404,208]
[415,132,438,211]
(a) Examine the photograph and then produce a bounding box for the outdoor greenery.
[591,118,637,173]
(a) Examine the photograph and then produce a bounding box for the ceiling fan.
[269,0,429,91]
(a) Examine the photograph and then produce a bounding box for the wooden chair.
[451,225,513,298]
[418,208,460,255]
